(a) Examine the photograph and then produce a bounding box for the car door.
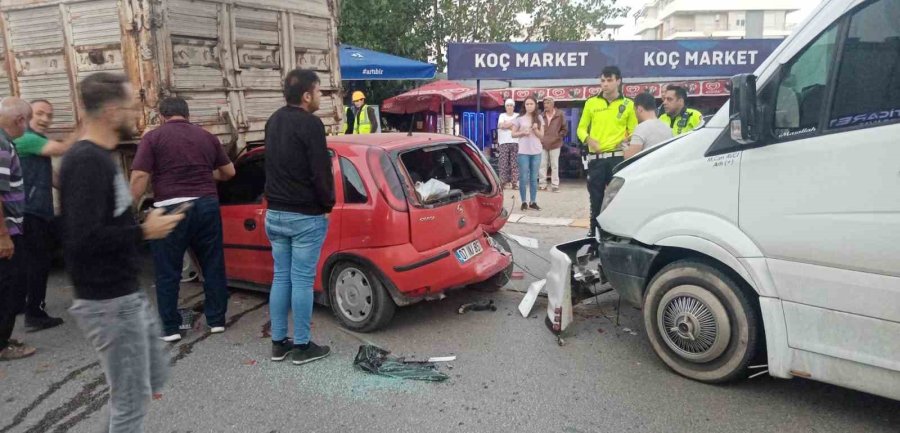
[335,154,371,250]
[218,152,272,286]
[315,150,343,291]
[738,0,900,373]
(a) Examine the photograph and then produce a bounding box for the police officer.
[659,85,702,136]
[577,66,637,238]
[344,90,379,134]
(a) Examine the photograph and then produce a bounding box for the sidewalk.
[501,178,591,229]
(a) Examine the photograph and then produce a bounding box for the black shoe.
[529,202,541,211]
[521,203,528,211]
[586,230,596,239]
[291,341,331,365]
[271,338,295,361]
[25,315,64,332]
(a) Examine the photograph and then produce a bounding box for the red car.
[217,133,513,332]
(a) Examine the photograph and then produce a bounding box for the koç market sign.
[447,39,783,80]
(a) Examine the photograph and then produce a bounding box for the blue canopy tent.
[339,44,436,81]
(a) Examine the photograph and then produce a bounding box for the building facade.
[634,0,805,40]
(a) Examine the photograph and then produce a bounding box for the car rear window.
[399,143,491,202]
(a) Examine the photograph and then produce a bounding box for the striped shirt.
[0,129,24,236]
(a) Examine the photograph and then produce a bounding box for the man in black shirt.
[265,69,335,365]
[60,72,184,431]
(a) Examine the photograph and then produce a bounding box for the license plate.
[455,240,484,264]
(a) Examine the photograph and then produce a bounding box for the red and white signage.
[490,79,731,102]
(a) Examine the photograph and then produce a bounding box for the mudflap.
[544,237,607,340]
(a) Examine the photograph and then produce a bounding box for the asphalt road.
[1,223,897,433]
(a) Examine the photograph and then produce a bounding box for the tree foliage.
[338,0,628,103]
[338,0,435,104]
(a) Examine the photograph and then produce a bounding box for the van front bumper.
[597,237,659,308]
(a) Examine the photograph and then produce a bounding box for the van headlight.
[600,177,625,213]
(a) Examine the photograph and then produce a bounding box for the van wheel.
[643,259,760,383]
[328,262,396,332]
[471,233,514,292]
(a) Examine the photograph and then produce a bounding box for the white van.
[596,0,899,400]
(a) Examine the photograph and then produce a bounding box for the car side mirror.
[729,73,759,144]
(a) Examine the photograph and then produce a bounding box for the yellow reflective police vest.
[659,108,702,136]
[577,95,638,154]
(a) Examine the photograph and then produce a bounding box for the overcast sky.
[612,0,824,40]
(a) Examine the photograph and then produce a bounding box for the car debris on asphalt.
[353,345,449,382]
[518,279,546,317]
[458,300,497,314]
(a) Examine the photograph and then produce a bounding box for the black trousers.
[20,215,56,317]
[587,156,624,235]
[0,235,23,350]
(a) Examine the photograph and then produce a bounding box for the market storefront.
[446,39,783,151]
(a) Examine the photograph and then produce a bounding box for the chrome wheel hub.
[657,285,731,363]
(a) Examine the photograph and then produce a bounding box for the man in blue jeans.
[264,68,334,365]
[131,97,235,342]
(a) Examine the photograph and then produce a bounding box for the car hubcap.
[335,267,373,322]
[657,285,731,363]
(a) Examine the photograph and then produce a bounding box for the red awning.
[382,80,505,114]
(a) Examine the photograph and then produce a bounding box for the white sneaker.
[161,333,182,343]
[210,326,225,334]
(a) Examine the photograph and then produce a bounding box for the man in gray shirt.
[624,92,673,159]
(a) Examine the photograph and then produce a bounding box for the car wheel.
[181,251,200,282]
[471,233,514,292]
[328,261,396,332]
[643,259,760,383]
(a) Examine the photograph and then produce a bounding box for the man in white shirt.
[496,99,519,189]
[624,93,673,159]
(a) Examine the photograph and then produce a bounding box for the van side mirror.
[729,74,758,144]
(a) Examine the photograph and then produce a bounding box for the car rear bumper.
[350,228,511,304]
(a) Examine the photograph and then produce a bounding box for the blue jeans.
[517,154,541,204]
[265,210,329,344]
[151,196,229,336]
[69,292,169,433]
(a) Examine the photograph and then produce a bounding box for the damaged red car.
[217,133,513,332]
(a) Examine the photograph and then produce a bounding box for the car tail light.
[366,147,408,212]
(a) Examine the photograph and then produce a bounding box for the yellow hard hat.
[352,91,365,102]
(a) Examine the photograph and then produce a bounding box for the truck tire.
[471,233,514,292]
[642,259,760,383]
[328,261,396,332]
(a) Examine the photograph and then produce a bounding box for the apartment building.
[634,0,806,40]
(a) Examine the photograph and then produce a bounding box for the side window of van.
[772,26,839,137]
[828,0,900,130]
